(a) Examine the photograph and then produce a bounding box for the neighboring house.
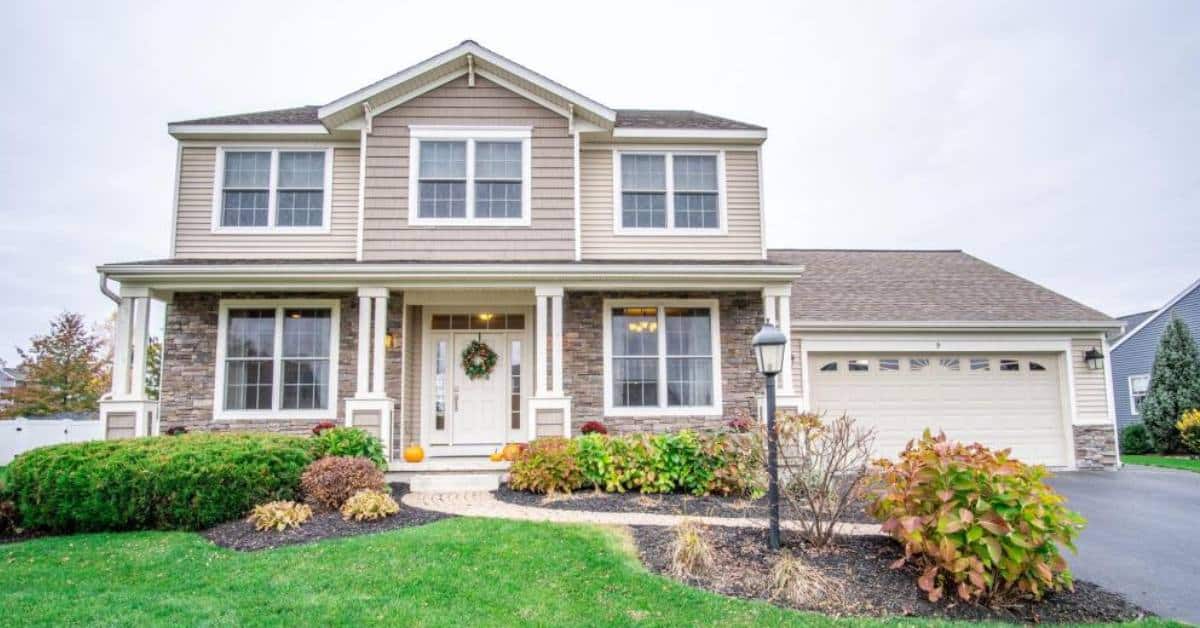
[1110,277,1200,430]
[96,41,1122,485]
[0,359,24,410]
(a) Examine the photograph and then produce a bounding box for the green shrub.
[1178,410,1200,454]
[867,430,1085,604]
[0,499,17,535]
[1119,423,1153,455]
[311,427,386,469]
[508,437,583,494]
[518,431,765,497]
[300,456,386,510]
[7,433,313,532]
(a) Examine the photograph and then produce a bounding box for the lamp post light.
[751,321,788,550]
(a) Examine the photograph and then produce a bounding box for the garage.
[807,353,1070,467]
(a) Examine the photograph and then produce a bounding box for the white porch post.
[761,285,801,417]
[100,287,161,439]
[777,293,794,394]
[531,286,571,438]
[347,287,395,462]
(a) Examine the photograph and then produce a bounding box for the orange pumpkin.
[501,443,522,461]
[403,444,425,463]
[489,450,504,462]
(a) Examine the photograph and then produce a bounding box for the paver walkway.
[403,491,883,535]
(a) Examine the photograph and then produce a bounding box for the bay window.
[216,300,340,419]
[214,147,332,230]
[615,151,725,232]
[604,300,721,415]
[408,127,532,225]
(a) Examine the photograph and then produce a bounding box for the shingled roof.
[171,106,762,130]
[767,249,1114,324]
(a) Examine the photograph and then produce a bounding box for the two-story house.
[97,41,1123,487]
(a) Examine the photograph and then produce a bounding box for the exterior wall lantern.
[1083,347,1104,371]
[751,321,788,550]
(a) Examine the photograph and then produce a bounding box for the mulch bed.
[631,525,1151,623]
[494,484,873,523]
[204,483,451,551]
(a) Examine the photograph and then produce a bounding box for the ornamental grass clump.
[248,501,312,532]
[340,489,400,521]
[767,550,841,608]
[670,519,715,579]
[867,430,1085,604]
[300,456,387,510]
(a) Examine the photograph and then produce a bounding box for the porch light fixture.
[1084,347,1104,371]
[751,321,788,550]
[477,312,495,323]
[384,330,398,351]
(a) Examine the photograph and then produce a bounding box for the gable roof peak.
[1111,275,1200,350]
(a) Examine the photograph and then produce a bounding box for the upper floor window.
[408,126,532,226]
[213,147,332,231]
[615,151,725,233]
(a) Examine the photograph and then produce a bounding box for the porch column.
[761,285,801,418]
[531,286,571,438]
[100,286,161,439]
[346,287,394,462]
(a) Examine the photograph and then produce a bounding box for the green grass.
[1124,454,1200,473]
[0,518,1179,627]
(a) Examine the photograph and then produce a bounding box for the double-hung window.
[605,300,721,416]
[615,151,724,232]
[215,147,332,230]
[216,300,340,419]
[409,127,531,225]
[1129,374,1150,415]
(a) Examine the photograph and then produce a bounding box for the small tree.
[1,312,110,418]
[145,337,162,400]
[1140,315,1200,453]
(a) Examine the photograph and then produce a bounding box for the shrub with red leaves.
[727,417,753,433]
[580,421,608,435]
[312,421,337,436]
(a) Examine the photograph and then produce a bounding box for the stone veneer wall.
[1073,424,1118,469]
[159,292,358,435]
[563,291,762,434]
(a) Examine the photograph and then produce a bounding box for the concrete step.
[408,472,503,493]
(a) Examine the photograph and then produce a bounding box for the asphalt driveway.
[1050,466,1199,623]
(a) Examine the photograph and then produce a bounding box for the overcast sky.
[1,0,1197,364]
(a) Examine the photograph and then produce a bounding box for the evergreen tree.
[0,312,109,418]
[1139,315,1200,452]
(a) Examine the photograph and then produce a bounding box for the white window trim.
[601,298,723,417]
[407,125,533,227]
[1128,373,1150,416]
[213,298,341,421]
[611,149,728,235]
[210,146,334,234]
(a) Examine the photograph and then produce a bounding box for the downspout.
[99,272,120,304]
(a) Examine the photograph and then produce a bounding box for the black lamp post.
[752,321,788,550]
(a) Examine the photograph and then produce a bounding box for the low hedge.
[510,430,765,496]
[7,433,314,532]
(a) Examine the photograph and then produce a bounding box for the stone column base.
[99,399,158,439]
[1073,424,1118,469]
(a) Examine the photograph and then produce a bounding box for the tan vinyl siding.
[172,145,359,259]
[361,75,574,261]
[579,148,764,260]
[1071,337,1112,425]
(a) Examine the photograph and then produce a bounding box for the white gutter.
[167,124,331,138]
[792,320,1123,331]
[98,273,120,304]
[611,128,767,141]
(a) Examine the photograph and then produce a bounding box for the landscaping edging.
[631,524,1153,624]
[204,483,451,551]
[493,485,873,523]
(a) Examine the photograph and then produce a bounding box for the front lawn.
[1123,454,1200,473]
[0,518,1171,627]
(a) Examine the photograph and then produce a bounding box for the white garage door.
[808,353,1069,467]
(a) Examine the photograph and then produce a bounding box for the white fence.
[0,418,103,465]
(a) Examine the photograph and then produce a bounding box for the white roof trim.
[611,128,767,140]
[168,124,330,137]
[1110,275,1200,350]
[792,320,1122,331]
[317,41,616,124]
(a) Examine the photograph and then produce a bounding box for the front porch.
[97,259,805,486]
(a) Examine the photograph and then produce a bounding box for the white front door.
[451,332,509,446]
